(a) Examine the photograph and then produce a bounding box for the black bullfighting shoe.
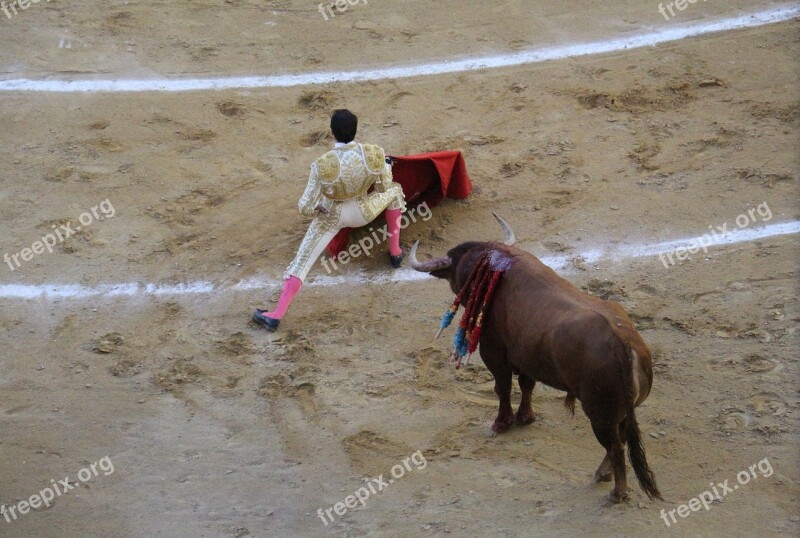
[252,309,280,331]
[389,248,405,269]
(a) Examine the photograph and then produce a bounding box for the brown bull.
[410,214,661,502]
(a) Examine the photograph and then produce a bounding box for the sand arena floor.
[0,1,798,537]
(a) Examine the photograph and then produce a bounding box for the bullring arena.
[1,1,798,536]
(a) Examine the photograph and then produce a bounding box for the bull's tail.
[623,344,662,500]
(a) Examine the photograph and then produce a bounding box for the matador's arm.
[370,147,395,194]
[298,164,322,216]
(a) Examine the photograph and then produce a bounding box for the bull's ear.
[492,212,516,245]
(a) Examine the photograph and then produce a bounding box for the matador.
[252,109,406,331]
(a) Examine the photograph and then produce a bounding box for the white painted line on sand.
[0,6,797,93]
[1,221,797,301]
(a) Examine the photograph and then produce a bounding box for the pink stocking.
[265,276,302,319]
[385,208,403,256]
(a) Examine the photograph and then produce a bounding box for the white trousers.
[284,199,373,282]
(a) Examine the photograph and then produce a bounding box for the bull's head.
[409,212,516,293]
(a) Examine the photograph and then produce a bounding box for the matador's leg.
[283,215,341,283]
[386,208,403,259]
[358,183,406,265]
[253,213,341,330]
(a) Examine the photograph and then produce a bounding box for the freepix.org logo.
[320,201,432,274]
[658,201,772,269]
[3,199,115,272]
[1,456,115,523]
[659,457,774,527]
[658,0,709,21]
[318,0,368,21]
[1,0,51,21]
[317,450,427,526]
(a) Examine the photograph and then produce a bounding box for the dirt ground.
[0,1,798,537]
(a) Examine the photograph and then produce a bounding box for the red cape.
[325,150,472,256]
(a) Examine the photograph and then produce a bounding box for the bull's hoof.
[514,410,537,426]
[608,489,629,504]
[593,471,613,483]
[491,417,514,434]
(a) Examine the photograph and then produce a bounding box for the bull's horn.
[409,241,452,272]
[492,212,516,245]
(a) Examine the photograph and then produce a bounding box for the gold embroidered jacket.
[298,142,406,222]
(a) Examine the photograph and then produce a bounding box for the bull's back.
[484,246,653,397]
[504,247,650,352]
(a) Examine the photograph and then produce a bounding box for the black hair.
[330,109,358,143]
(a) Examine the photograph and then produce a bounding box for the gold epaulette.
[315,151,340,181]
[363,144,386,174]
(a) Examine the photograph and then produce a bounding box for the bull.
[410,214,661,502]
